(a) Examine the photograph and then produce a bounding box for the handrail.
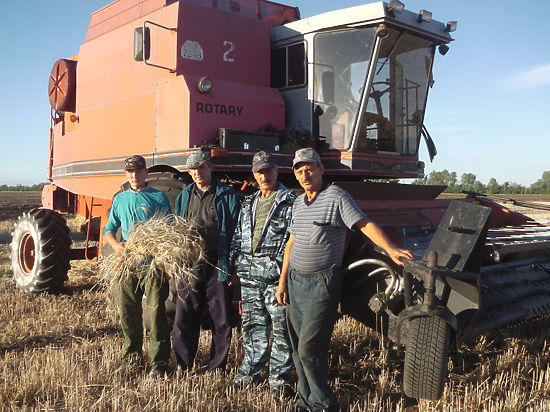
[143,20,177,73]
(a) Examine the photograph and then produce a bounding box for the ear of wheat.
[100,214,205,290]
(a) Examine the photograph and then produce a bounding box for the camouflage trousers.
[236,278,293,389]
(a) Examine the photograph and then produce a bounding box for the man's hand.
[275,281,288,305]
[105,232,126,257]
[114,241,126,256]
[356,219,413,266]
[387,247,413,266]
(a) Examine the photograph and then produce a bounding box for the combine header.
[10,0,550,400]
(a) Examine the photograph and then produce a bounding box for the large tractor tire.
[145,171,188,212]
[403,316,451,400]
[10,208,71,292]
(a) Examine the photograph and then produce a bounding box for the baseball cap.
[124,155,147,171]
[251,151,277,173]
[292,148,321,168]
[187,151,211,169]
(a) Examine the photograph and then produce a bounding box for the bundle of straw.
[100,214,205,290]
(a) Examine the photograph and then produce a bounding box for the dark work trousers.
[287,266,342,411]
[119,267,170,369]
[172,254,233,372]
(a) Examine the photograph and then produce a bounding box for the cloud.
[503,63,550,89]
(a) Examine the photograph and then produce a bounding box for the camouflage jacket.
[230,183,295,283]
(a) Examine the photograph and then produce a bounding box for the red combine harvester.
[10,0,550,400]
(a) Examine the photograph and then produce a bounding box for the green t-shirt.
[252,190,277,253]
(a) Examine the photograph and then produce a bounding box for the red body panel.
[49,0,296,201]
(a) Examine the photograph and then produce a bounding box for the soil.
[0,191,42,221]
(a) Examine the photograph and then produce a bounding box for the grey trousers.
[287,266,342,411]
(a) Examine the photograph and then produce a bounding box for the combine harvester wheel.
[10,208,71,292]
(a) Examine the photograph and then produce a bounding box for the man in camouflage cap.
[276,148,412,411]
[230,151,296,391]
[172,151,240,372]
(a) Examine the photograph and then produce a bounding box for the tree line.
[412,170,550,194]
[0,183,46,192]
[3,171,550,195]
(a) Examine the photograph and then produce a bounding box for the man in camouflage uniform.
[230,151,296,391]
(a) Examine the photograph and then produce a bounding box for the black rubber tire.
[146,172,188,212]
[10,208,71,292]
[403,316,451,400]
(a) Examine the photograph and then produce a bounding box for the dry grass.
[99,215,204,294]
[3,260,550,410]
[3,195,550,410]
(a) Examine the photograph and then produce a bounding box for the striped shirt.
[289,184,367,273]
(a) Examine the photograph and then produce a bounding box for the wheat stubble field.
[1,191,550,411]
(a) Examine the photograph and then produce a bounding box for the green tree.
[425,169,457,191]
[460,173,476,191]
[486,178,501,194]
[530,171,550,194]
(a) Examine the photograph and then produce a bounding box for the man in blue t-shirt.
[276,148,413,412]
[104,154,171,378]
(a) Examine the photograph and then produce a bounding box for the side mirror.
[134,27,151,61]
[321,70,335,104]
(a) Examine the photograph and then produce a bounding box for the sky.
[1,0,548,186]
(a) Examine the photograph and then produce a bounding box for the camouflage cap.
[187,151,211,169]
[251,150,277,173]
[292,147,321,168]
[124,154,147,171]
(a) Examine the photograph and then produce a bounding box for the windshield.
[313,28,376,150]
[356,28,435,154]
[313,27,435,153]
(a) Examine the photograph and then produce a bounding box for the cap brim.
[252,162,276,173]
[187,160,208,169]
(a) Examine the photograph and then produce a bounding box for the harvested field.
[1,191,550,410]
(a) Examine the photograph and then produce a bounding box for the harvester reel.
[10,208,71,292]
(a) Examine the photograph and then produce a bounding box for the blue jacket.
[174,178,240,283]
[230,184,295,283]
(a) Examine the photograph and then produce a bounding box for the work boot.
[115,354,143,376]
[272,383,295,399]
[148,365,172,379]
[234,374,261,389]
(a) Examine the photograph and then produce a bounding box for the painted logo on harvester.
[181,40,203,61]
[196,102,243,116]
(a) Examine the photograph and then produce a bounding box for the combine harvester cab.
[10,0,550,401]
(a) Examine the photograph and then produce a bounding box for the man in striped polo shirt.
[276,148,412,412]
